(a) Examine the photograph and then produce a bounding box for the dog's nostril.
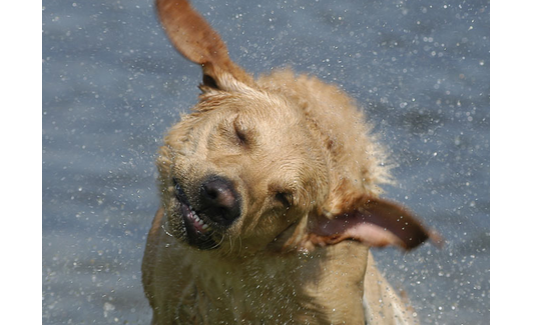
[204,185,221,200]
[199,176,241,226]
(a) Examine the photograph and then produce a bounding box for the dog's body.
[143,1,440,324]
[144,208,416,324]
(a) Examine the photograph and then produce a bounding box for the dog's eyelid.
[274,191,293,207]
[232,119,250,145]
[235,125,248,144]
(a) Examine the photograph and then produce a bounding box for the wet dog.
[142,0,441,324]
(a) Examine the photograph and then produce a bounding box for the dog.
[142,0,442,324]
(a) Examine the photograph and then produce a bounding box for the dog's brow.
[268,182,295,197]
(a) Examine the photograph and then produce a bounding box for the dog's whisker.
[161,221,174,238]
[238,235,243,255]
[229,237,238,257]
[227,233,233,253]
[214,233,227,252]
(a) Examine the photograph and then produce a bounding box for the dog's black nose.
[199,176,241,227]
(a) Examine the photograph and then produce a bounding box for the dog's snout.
[199,176,241,227]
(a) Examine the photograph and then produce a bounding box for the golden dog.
[142,0,442,324]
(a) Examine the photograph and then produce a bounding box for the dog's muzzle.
[173,176,241,250]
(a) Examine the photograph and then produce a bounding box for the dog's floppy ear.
[303,195,443,251]
[156,0,255,91]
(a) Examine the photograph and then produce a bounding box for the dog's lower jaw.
[170,195,220,250]
[182,219,219,250]
[166,211,220,250]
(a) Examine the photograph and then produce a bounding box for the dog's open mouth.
[174,181,219,250]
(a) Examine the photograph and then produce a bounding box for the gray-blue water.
[42,0,489,324]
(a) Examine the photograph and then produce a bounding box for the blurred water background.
[42,0,489,323]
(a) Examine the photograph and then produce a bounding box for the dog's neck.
[172,240,370,324]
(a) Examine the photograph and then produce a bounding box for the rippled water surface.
[43,0,489,323]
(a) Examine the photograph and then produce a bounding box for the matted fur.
[142,1,441,324]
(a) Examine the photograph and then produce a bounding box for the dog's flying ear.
[156,0,255,91]
[305,196,443,251]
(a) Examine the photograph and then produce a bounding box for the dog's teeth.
[190,211,206,227]
[201,224,209,230]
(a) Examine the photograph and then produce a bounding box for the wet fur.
[142,0,440,324]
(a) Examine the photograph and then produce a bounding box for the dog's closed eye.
[274,191,293,208]
[233,118,255,147]
[234,123,248,146]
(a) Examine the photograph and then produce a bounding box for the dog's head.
[155,0,442,256]
[158,87,330,252]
